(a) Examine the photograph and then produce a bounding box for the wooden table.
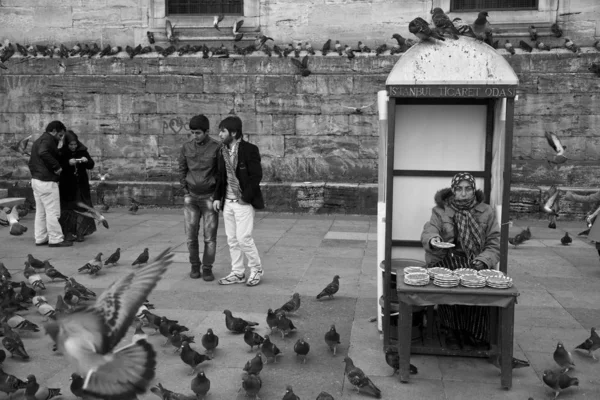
[396,279,519,389]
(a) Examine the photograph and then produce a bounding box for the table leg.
[500,302,515,389]
[398,301,413,383]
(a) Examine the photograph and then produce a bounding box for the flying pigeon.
[43,247,174,399]
[290,55,311,77]
[233,19,244,41]
[74,201,109,229]
[165,19,176,43]
[213,14,224,30]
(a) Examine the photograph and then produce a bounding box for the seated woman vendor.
[421,172,500,350]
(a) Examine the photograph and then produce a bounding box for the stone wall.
[1,48,600,216]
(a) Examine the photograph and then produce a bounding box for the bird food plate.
[434,242,455,249]
[404,266,428,275]
[486,275,513,289]
[478,269,505,279]
[433,273,459,287]
[460,275,487,288]
[427,267,453,278]
[404,272,430,286]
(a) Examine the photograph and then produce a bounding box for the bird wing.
[53,308,107,354]
[92,248,173,350]
[290,57,304,69]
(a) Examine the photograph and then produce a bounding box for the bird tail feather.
[366,378,382,398]
[83,339,157,400]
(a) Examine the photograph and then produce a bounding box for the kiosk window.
[167,0,243,15]
[451,0,538,11]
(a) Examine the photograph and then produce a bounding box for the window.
[451,0,538,11]
[167,0,243,15]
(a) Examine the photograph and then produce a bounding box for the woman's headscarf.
[449,172,483,260]
[64,130,87,152]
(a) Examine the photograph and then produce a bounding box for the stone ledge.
[0,197,25,209]
[1,181,598,218]
[0,188,7,199]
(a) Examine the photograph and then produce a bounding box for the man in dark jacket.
[212,116,265,287]
[28,120,72,247]
[179,115,221,281]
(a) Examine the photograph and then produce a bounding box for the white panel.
[391,176,485,241]
[393,105,487,171]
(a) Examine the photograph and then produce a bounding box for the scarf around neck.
[449,196,483,260]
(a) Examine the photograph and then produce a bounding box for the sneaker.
[49,241,73,247]
[202,265,215,282]
[190,264,201,279]
[218,272,245,285]
[246,269,263,287]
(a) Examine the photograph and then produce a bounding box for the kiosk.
[376,37,519,386]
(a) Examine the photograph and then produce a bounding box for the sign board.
[388,85,517,98]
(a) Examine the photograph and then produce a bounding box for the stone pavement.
[1,209,600,400]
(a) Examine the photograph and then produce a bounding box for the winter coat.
[58,143,95,210]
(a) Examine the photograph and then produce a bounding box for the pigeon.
[472,11,493,46]
[147,31,155,44]
[504,40,515,55]
[536,40,551,51]
[25,375,62,400]
[224,309,259,333]
[27,254,45,269]
[241,372,261,398]
[150,383,196,400]
[344,45,355,59]
[10,134,32,156]
[293,337,310,363]
[522,226,532,240]
[321,39,331,56]
[100,196,110,213]
[560,232,572,245]
[7,206,27,236]
[409,17,445,41]
[0,263,10,281]
[508,233,527,247]
[6,314,40,333]
[305,42,316,55]
[24,261,37,278]
[542,185,560,215]
[519,40,533,53]
[543,368,578,399]
[105,248,121,266]
[244,326,265,351]
[27,273,46,291]
[553,341,575,371]
[132,248,150,267]
[265,309,280,334]
[201,328,219,356]
[233,19,244,41]
[213,14,224,31]
[165,19,176,43]
[342,103,375,114]
[140,310,162,334]
[169,330,195,353]
[551,23,563,38]
[528,25,538,41]
[69,373,85,399]
[1,326,29,359]
[0,367,28,397]
[67,277,96,298]
[129,197,140,214]
[324,324,341,355]
[343,356,382,398]
[243,353,264,375]
[575,327,600,359]
[290,55,311,77]
[43,247,174,399]
[488,354,530,370]
[180,341,212,375]
[260,334,282,363]
[276,312,296,339]
[282,385,300,400]
[564,37,580,55]
[35,298,56,321]
[44,261,69,281]
[132,321,148,344]
[384,347,419,375]
[375,43,388,56]
[78,253,103,276]
[317,275,340,299]
[191,370,210,399]
[159,316,189,342]
[55,295,71,316]
[74,201,109,229]
[316,392,335,400]
[431,7,460,39]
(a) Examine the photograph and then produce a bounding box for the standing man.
[179,115,221,281]
[213,116,265,287]
[28,120,72,247]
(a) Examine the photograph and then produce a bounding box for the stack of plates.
[403,266,428,275]
[478,269,505,279]
[453,268,479,278]
[404,272,430,286]
[486,275,513,289]
[427,267,453,279]
[433,273,460,287]
[460,274,487,288]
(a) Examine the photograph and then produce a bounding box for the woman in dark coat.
[58,130,96,241]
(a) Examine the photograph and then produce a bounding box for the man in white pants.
[28,121,72,247]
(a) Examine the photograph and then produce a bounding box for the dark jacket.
[28,132,62,182]
[58,144,95,210]
[178,136,221,196]
[214,140,264,209]
[421,188,500,268]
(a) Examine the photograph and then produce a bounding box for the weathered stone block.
[349,114,377,136]
[359,137,379,159]
[178,94,234,115]
[256,94,321,114]
[0,7,34,28]
[46,75,145,94]
[119,94,158,114]
[158,57,214,75]
[233,113,272,135]
[0,114,25,134]
[285,136,359,158]
[60,57,159,76]
[100,135,159,158]
[0,92,62,113]
[250,135,284,158]
[63,93,121,114]
[233,93,257,114]
[353,75,387,94]
[72,8,122,27]
[537,73,600,94]
[295,75,318,94]
[99,158,147,181]
[203,75,247,94]
[261,183,294,211]
[528,51,600,73]
[295,115,350,136]
[155,94,179,114]
[33,7,71,28]
[516,73,538,94]
[1,76,48,94]
[515,93,600,116]
[316,75,353,95]
[320,94,378,115]
[248,75,297,94]
[260,156,301,182]
[156,134,181,159]
[145,157,174,181]
[272,115,296,135]
[509,186,541,214]
[146,75,199,94]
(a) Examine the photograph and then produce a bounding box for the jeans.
[31,178,64,244]
[183,194,218,267]
[223,199,262,275]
